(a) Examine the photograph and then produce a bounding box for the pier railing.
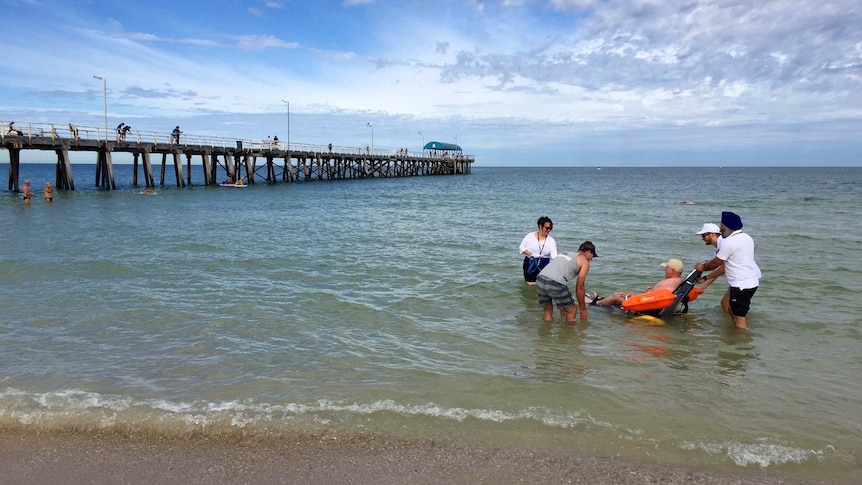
[1,120,473,161]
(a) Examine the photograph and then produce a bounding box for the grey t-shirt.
[537,252,581,284]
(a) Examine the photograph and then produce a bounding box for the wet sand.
[0,430,834,485]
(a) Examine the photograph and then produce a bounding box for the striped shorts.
[535,275,575,309]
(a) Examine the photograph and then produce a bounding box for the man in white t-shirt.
[695,212,761,330]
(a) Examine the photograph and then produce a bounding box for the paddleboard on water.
[630,315,665,326]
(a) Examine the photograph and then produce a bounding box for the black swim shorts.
[728,286,758,317]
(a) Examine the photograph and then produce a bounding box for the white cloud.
[0,0,860,165]
[234,35,300,50]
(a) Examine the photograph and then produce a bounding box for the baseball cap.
[661,258,684,272]
[578,241,598,257]
[696,223,721,235]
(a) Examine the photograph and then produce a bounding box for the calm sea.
[1,164,860,481]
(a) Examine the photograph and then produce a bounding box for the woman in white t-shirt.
[519,216,558,285]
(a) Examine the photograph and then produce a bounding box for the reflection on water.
[623,335,672,361]
[716,329,758,378]
[521,318,592,381]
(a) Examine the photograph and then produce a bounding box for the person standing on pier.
[172,126,183,144]
[116,122,125,141]
[6,121,22,136]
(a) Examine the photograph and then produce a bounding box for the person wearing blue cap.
[695,211,761,329]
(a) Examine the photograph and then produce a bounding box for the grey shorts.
[535,275,575,309]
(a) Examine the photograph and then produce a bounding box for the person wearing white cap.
[590,259,684,307]
[695,211,761,330]
[695,223,724,291]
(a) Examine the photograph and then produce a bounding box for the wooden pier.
[2,121,473,192]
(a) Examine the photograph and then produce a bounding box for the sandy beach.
[0,430,835,485]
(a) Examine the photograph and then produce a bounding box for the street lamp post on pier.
[366,123,374,151]
[419,131,424,154]
[93,75,107,144]
[280,99,290,152]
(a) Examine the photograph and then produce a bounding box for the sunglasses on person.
[542,225,553,231]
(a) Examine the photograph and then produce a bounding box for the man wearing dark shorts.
[727,286,758,319]
[22,180,32,204]
[695,211,761,330]
[535,241,597,323]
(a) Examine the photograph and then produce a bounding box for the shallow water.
[1,164,860,481]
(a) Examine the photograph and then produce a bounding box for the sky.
[1,0,861,166]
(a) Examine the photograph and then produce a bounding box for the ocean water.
[1,164,860,481]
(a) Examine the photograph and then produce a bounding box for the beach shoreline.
[0,429,833,485]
